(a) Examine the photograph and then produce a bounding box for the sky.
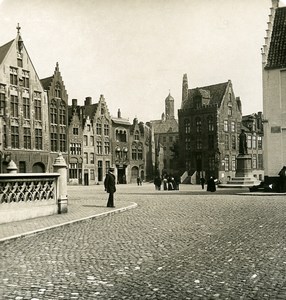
[0,0,284,122]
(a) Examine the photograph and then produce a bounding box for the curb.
[0,202,138,243]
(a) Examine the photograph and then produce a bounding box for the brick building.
[178,74,242,183]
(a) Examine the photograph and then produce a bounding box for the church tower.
[165,92,174,120]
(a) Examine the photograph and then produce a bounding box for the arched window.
[55,82,61,98]
[135,130,140,140]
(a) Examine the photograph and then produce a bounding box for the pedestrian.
[207,176,216,192]
[200,177,206,189]
[137,176,142,186]
[104,167,116,207]
[163,176,168,190]
[154,176,161,190]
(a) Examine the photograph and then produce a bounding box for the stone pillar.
[7,160,18,173]
[53,153,68,214]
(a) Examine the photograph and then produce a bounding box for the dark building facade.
[178,74,242,183]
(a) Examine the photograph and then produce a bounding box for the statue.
[239,129,247,155]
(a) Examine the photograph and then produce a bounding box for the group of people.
[154,175,180,191]
[200,176,216,192]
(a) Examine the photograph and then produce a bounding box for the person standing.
[207,176,216,192]
[200,177,206,190]
[104,167,116,207]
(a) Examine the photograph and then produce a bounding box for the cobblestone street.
[1,184,286,299]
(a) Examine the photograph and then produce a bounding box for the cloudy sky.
[0,0,283,122]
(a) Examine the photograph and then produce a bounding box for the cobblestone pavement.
[1,184,286,299]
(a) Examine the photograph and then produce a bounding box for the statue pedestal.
[219,154,261,189]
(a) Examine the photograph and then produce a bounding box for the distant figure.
[154,176,162,190]
[137,176,142,186]
[163,177,168,190]
[239,129,247,155]
[207,176,216,192]
[104,167,116,207]
[200,177,206,190]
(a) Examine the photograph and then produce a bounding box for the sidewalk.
[0,196,137,243]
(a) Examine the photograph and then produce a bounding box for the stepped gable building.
[241,112,264,181]
[178,74,242,183]
[150,93,179,177]
[262,0,286,186]
[40,62,69,166]
[68,95,112,185]
[0,25,50,173]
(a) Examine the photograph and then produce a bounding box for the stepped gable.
[265,6,286,69]
[0,40,14,64]
[183,81,228,109]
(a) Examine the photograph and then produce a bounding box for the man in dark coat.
[104,167,116,207]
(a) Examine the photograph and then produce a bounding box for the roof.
[182,81,228,109]
[0,39,14,64]
[150,119,178,134]
[112,117,131,126]
[40,76,53,90]
[265,7,286,69]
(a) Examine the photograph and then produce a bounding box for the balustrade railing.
[0,174,59,204]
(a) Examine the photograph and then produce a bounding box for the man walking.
[104,167,116,207]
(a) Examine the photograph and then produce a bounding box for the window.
[196,118,202,133]
[184,119,191,134]
[252,154,257,169]
[196,138,202,150]
[23,127,31,149]
[225,134,229,150]
[258,136,262,149]
[96,123,102,135]
[69,163,78,179]
[84,135,88,146]
[59,127,66,152]
[232,155,236,171]
[104,124,109,136]
[87,124,91,132]
[228,106,232,116]
[59,102,66,125]
[252,134,257,149]
[50,100,57,123]
[169,136,173,143]
[231,135,236,150]
[22,70,29,88]
[209,155,215,171]
[73,127,79,135]
[185,137,191,150]
[138,147,143,160]
[34,98,42,121]
[55,82,61,98]
[11,95,19,117]
[135,130,140,140]
[225,155,229,171]
[70,143,82,155]
[84,152,88,164]
[224,120,228,132]
[0,91,5,116]
[247,135,252,149]
[231,121,235,132]
[10,67,18,85]
[17,58,23,68]
[19,161,26,173]
[104,141,110,154]
[11,126,19,148]
[97,141,102,154]
[23,97,30,119]
[35,128,42,150]
[132,145,137,160]
[51,126,57,152]
[90,136,94,146]
[90,153,94,164]
[116,129,126,142]
[208,116,214,132]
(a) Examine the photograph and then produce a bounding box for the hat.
[109,167,115,172]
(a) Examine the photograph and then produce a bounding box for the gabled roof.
[0,39,14,64]
[265,7,286,69]
[182,81,228,109]
[112,117,131,126]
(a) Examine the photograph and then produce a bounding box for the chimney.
[236,97,242,113]
[85,97,92,106]
[72,99,77,107]
[118,109,121,118]
[272,0,279,9]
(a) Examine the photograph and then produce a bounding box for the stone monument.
[219,129,261,189]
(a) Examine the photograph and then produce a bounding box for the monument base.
[219,154,261,189]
